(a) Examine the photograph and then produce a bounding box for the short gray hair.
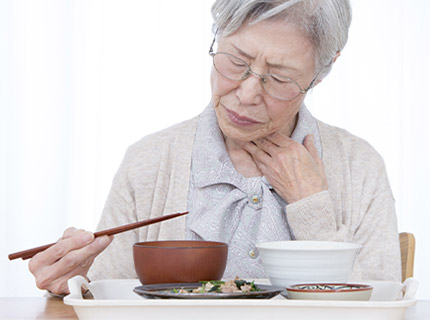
[211,0,352,80]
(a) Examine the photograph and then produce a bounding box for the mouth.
[223,106,261,126]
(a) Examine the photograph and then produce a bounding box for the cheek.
[266,96,305,129]
[211,70,238,99]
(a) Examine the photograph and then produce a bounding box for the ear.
[312,78,322,87]
[312,51,341,87]
[333,50,341,63]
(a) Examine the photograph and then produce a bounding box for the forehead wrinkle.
[230,42,299,73]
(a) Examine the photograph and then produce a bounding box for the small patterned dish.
[284,283,373,301]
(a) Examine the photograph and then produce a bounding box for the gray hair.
[211,0,352,81]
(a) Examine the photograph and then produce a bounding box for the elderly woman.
[29,0,401,295]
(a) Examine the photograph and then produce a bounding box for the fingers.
[263,132,292,148]
[253,138,276,156]
[257,133,300,158]
[39,236,112,288]
[243,141,271,165]
[303,134,327,177]
[244,133,297,170]
[56,236,112,271]
[39,230,95,265]
[61,227,78,240]
[264,133,321,164]
[46,264,93,294]
[241,131,328,203]
[28,227,114,295]
[303,134,320,162]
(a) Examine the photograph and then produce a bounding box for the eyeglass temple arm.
[209,29,218,56]
[302,69,321,93]
[303,58,336,93]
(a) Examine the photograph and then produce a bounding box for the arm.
[28,145,140,294]
[87,147,142,281]
[243,127,401,281]
[286,146,401,281]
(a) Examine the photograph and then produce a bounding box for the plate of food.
[133,278,284,299]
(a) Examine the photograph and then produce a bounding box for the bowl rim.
[256,240,362,251]
[133,240,228,249]
[286,283,373,293]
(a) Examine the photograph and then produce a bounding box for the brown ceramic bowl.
[133,240,228,285]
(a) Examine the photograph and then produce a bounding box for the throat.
[225,138,263,178]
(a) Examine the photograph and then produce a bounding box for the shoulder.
[317,119,394,202]
[113,116,198,183]
[124,116,198,162]
[317,120,391,193]
[317,120,385,167]
[129,117,198,153]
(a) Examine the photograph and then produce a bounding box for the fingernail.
[96,236,111,246]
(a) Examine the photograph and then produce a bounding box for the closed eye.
[269,74,292,84]
[231,60,247,67]
[228,57,247,68]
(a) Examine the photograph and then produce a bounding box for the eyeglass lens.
[212,52,303,101]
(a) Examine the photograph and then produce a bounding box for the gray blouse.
[185,104,322,278]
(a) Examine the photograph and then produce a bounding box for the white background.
[1,0,429,298]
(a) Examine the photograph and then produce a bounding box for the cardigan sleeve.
[87,146,140,281]
[286,123,401,282]
[87,117,197,281]
[348,157,401,281]
[286,169,401,282]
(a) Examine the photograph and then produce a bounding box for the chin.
[219,123,265,142]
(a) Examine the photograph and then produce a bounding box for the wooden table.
[0,297,429,319]
[0,297,77,319]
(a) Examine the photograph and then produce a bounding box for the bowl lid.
[286,283,372,293]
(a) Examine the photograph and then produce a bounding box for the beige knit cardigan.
[88,115,401,282]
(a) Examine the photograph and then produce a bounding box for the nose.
[235,71,264,105]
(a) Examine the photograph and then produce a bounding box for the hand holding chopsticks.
[8,211,188,261]
[8,211,188,295]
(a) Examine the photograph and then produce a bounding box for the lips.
[224,106,261,126]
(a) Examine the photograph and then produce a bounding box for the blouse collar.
[192,103,322,189]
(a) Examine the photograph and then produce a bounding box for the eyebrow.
[232,44,254,59]
[231,44,299,72]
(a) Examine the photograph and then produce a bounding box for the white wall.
[1,0,428,298]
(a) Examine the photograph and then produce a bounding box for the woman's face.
[211,20,317,142]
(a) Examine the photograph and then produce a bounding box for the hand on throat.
[223,114,298,178]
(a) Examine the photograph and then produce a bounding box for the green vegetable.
[234,279,246,288]
[208,285,221,293]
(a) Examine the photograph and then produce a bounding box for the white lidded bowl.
[256,241,362,287]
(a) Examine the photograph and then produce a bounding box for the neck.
[223,113,299,178]
[225,137,262,177]
[281,113,299,138]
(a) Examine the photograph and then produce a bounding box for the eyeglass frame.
[208,33,321,101]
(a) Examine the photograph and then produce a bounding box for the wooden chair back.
[399,232,415,282]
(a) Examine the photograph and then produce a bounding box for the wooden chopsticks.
[8,211,188,261]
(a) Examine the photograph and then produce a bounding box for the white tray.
[64,276,418,320]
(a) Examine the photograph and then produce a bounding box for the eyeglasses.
[209,36,318,101]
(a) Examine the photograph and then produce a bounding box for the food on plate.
[172,277,260,294]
